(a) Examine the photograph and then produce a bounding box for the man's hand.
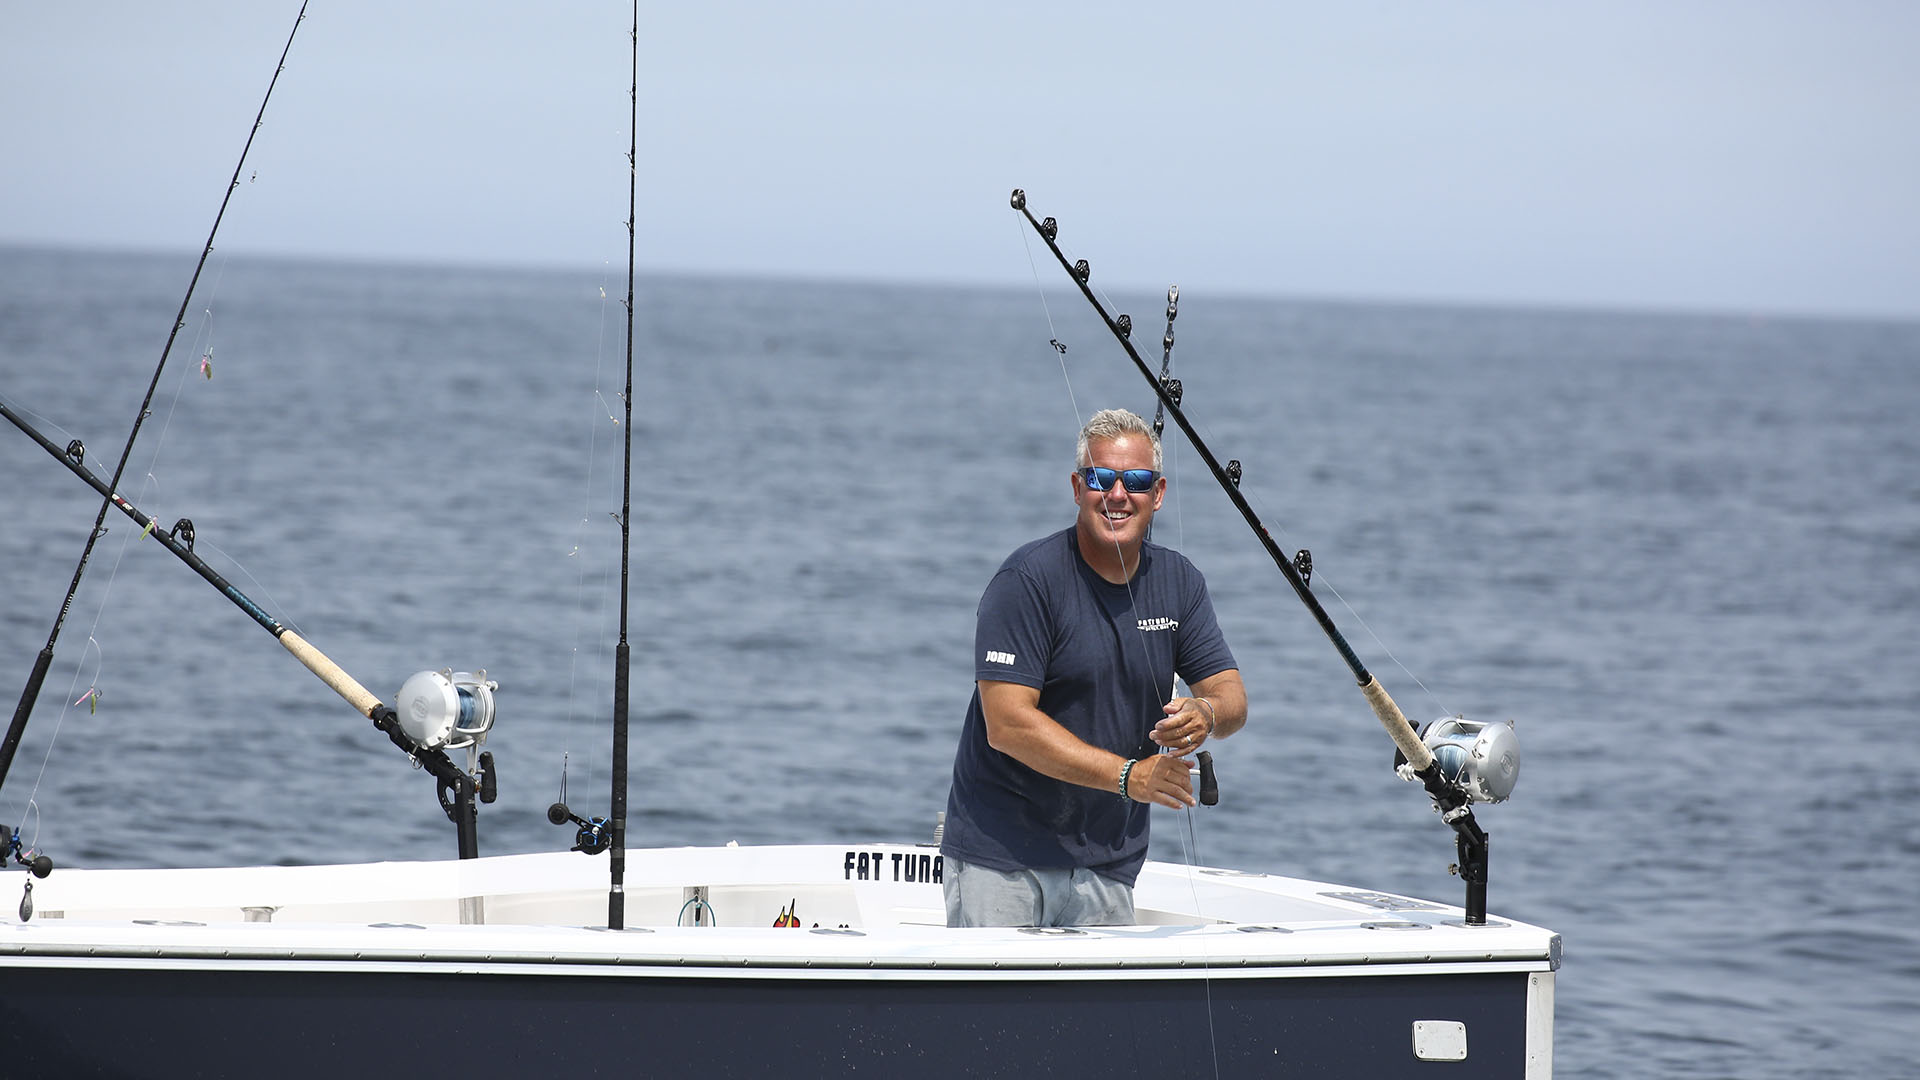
[1151,696,1215,754]
[1125,752,1196,808]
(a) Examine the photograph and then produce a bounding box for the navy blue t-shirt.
[941,527,1236,886]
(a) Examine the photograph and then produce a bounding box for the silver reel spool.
[1400,715,1519,804]
[393,669,498,752]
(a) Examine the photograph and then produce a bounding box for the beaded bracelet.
[1194,696,1217,734]
[1118,757,1139,800]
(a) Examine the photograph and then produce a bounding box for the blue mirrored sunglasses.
[1082,466,1160,493]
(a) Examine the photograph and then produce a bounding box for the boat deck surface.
[2,843,1558,976]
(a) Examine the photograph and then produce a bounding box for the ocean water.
[2,245,1916,1077]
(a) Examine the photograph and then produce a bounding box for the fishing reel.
[394,669,498,752]
[1397,716,1520,804]
[2,825,52,880]
[4,823,53,922]
[395,668,501,829]
[548,801,611,855]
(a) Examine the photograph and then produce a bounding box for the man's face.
[1073,434,1164,551]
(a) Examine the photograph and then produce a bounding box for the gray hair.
[1076,408,1163,471]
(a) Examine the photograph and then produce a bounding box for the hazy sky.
[5,1,1916,319]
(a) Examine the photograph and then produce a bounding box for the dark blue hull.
[0,966,1532,1077]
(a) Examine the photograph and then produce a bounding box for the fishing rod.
[1,2,310,804]
[1152,284,1178,440]
[540,5,640,887]
[0,393,498,863]
[1141,283,1222,805]
[608,0,641,931]
[1010,189,1505,923]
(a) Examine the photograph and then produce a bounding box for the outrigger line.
[0,394,496,863]
[1009,189,1493,923]
[0,2,312,806]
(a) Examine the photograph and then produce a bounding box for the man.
[941,408,1247,927]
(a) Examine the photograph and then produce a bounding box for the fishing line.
[1222,477,1452,719]
[1014,230,1202,749]
[1311,578,1449,718]
[1013,203,1297,1076]
[589,269,625,427]
[10,800,43,867]
[1018,212,1225,1080]
[1175,790,1223,1079]
[1,390,484,859]
[0,0,312,798]
[0,406,101,823]
[1017,224,1218,820]
[185,256,233,384]
[1012,189,1502,926]
[8,450,171,818]
[1078,291,1448,720]
[1084,282,1431,711]
[1025,233,1191,553]
[1014,214,1084,426]
[1,635,100,828]
[1,322,204,818]
[131,254,235,539]
[560,260,625,803]
[1081,261,1445,717]
[37,271,285,777]
[186,536,303,639]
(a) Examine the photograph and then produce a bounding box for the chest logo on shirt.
[985,650,1017,665]
[1137,617,1180,633]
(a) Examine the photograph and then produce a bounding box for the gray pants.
[943,856,1136,927]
